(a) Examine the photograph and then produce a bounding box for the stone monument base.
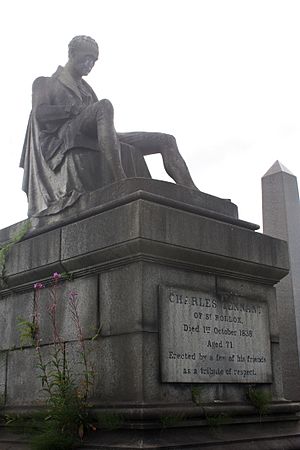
[0,178,299,449]
[1,410,300,449]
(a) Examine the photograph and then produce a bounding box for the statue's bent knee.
[95,99,114,119]
[167,134,176,145]
[161,133,177,150]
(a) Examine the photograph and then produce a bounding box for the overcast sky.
[1,0,300,231]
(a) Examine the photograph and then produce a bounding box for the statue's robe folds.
[20,66,150,217]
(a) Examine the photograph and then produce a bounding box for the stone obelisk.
[262,160,300,400]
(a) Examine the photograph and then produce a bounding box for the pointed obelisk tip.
[262,160,294,178]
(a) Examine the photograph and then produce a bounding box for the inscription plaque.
[158,286,272,383]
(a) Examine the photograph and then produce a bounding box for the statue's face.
[71,50,97,77]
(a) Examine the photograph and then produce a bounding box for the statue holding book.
[20,36,197,217]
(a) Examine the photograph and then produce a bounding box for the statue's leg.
[94,100,127,180]
[117,131,198,189]
[79,100,126,180]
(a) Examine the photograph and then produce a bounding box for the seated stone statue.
[20,35,197,217]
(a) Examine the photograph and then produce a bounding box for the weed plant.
[247,386,272,419]
[191,386,203,406]
[16,272,96,449]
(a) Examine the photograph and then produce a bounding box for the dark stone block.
[0,292,34,350]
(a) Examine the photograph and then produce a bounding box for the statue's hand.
[70,103,85,116]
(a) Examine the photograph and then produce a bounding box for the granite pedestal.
[0,179,299,449]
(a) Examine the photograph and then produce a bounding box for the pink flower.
[52,272,62,282]
[34,282,44,290]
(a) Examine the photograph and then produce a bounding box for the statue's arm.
[32,77,76,123]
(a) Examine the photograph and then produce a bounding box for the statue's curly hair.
[68,35,99,59]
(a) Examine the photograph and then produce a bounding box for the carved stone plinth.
[0,179,299,449]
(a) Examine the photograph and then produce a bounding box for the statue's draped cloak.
[20,66,150,217]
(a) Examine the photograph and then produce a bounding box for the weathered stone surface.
[61,202,140,269]
[25,179,241,233]
[0,179,245,247]
[0,180,288,292]
[0,292,34,350]
[99,262,215,336]
[3,416,300,449]
[138,200,288,275]
[66,335,144,403]
[139,332,191,403]
[38,276,98,345]
[159,286,272,383]
[66,333,192,404]
[99,263,144,336]
[216,276,283,399]
[262,161,300,400]
[270,341,284,399]
[0,352,6,405]
[6,346,51,406]
[0,180,291,416]
[216,277,279,339]
[5,228,62,286]
[138,264,216,334]
[59,198,289,285]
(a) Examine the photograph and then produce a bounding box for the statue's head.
[68,35,99,77]
[68,35,99,59]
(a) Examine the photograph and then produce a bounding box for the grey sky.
[1,0,300,230]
